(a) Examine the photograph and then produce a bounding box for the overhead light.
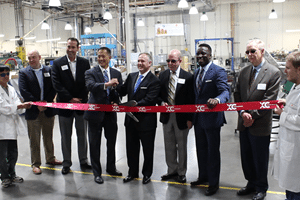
[41,21,50,30]
[286,29,300,32]
[273,0,285,2]
[103,9,112,20]
[0,34,4,37]
[269,9,278,19]
[36,38,61,43]
[189,4,198,14]
[137,18,145,27]
[9,37,20,41]
[64,22,73,30]
[49,0,61,7]
[200,12,208,21]
[24,36,36,40]
[84,26,92,34]
[58,41,68,44]
[178,0,188,8]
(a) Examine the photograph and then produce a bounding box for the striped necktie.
[103,69,110,96]
[168,71,176,105]
[249,68,257,87]
[196,68,205,92]
[134,75,143,93]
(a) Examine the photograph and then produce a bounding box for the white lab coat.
[274,84,300,193]
[0,84,26,140]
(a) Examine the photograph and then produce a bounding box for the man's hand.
[18,102,32,109]
[38,106,47,112]
[105,78,119,88]
[274,99,286,116]
[70,98,82,103]
[242,112,254,127]
[207,98,219,109]
[187,121,193,129]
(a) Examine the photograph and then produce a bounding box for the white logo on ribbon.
[227,104,237,111]
[45,103,53,107]
[138,107,147,112]
[88,105,96,111]
[166,106,175,112]
[66,104,73,109]
[260,102,270,109]
[112,106,120,112]
[195,105,206,112]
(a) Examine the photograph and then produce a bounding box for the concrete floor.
[1,111,285,200]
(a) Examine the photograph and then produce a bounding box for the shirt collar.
[201,61,212,71]
[170,67,180,76]
[29,65,43,71]
[67,55,77,63]
[253,58,265,70]
[99,65,109,73]
[139,69,150,77]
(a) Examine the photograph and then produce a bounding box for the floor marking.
[16,163,285,195]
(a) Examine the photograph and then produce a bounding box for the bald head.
[167,49,182,72]
[28,50,41,69]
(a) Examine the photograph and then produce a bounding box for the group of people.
[0,37,299,200]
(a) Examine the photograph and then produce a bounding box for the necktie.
[168,71,176,105]
[249,68,257,87]
[196,68,205,92]
[103,69,110,96]
[134,75,143,93]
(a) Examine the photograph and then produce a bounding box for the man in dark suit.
[118,53,160,184]
[84,47,123,184]
[52,37,91,175]
[192,43,230,196]
[234,39,281,200]
[19,50,62,175]
[158,49,194,183]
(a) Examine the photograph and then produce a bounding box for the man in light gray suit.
[234,39,281,200]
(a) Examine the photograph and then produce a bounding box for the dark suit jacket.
[19,65,56,120]
[234,61,281,136]
[158,68,194,130]
[52,55,90,117]
[83,66,123,123]
[118,71,160,132]
[194,63,230,129]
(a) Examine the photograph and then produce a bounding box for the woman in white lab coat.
[274,52,300,200]
[0,64,31,188]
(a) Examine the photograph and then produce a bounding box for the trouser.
[0,140,18,180]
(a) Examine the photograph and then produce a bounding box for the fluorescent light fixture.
[41,21,50,30]
[36,38,61,43]
[58,41,68,44]
[103,9,112,20]
[0,34,4,37]
[49,0,61,7]
[273,0,285,2]
[189,4,198,14]
[84,26,92,34]
[9,36,36,41]
[65,22,73,30]
[269,9,278,19]
[178,0,188,8]
[10,38,20,41]
[286,29,300,32]
[137,18,145,27]
[200,12,208,21]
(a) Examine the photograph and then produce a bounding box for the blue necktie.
[103,70,110,96]
[134,75,143,93]
[196,68,205,92]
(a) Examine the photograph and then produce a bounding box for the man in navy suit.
[52,37,91,175]
[84,47,123,184]
[158,49,194,183]
[19,50,62,175]
[118,53,160,184]
[191,44,230,196]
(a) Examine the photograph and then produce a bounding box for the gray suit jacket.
[234,61,281,136]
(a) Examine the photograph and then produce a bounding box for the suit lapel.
[131,72,139,94]
[95,66,105,83]
[175,69,183,96]
[62,56,74,81]
[248,64,267,99]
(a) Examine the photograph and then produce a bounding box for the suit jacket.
[19,65,56,120]
[158,68,194,130]
[118,71,160,132]
[234,61,281,136]
[83,66,123,123]
[194,63,230,129]
[52,55,90,117]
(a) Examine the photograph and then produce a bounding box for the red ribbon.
[30,100,281,113]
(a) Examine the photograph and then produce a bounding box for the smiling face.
[137,54,152,74]
[167,50,181,73]
[246,41,264,66]
[196,46,211,67]
[28,50,41,69]
[0,69,10,87]
[97,49,111,69]
[66,39,79,61]
[285,60,300,85]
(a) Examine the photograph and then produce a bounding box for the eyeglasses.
[245,49,256,55]
[0,72,9,77]
[166,59,179,63]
